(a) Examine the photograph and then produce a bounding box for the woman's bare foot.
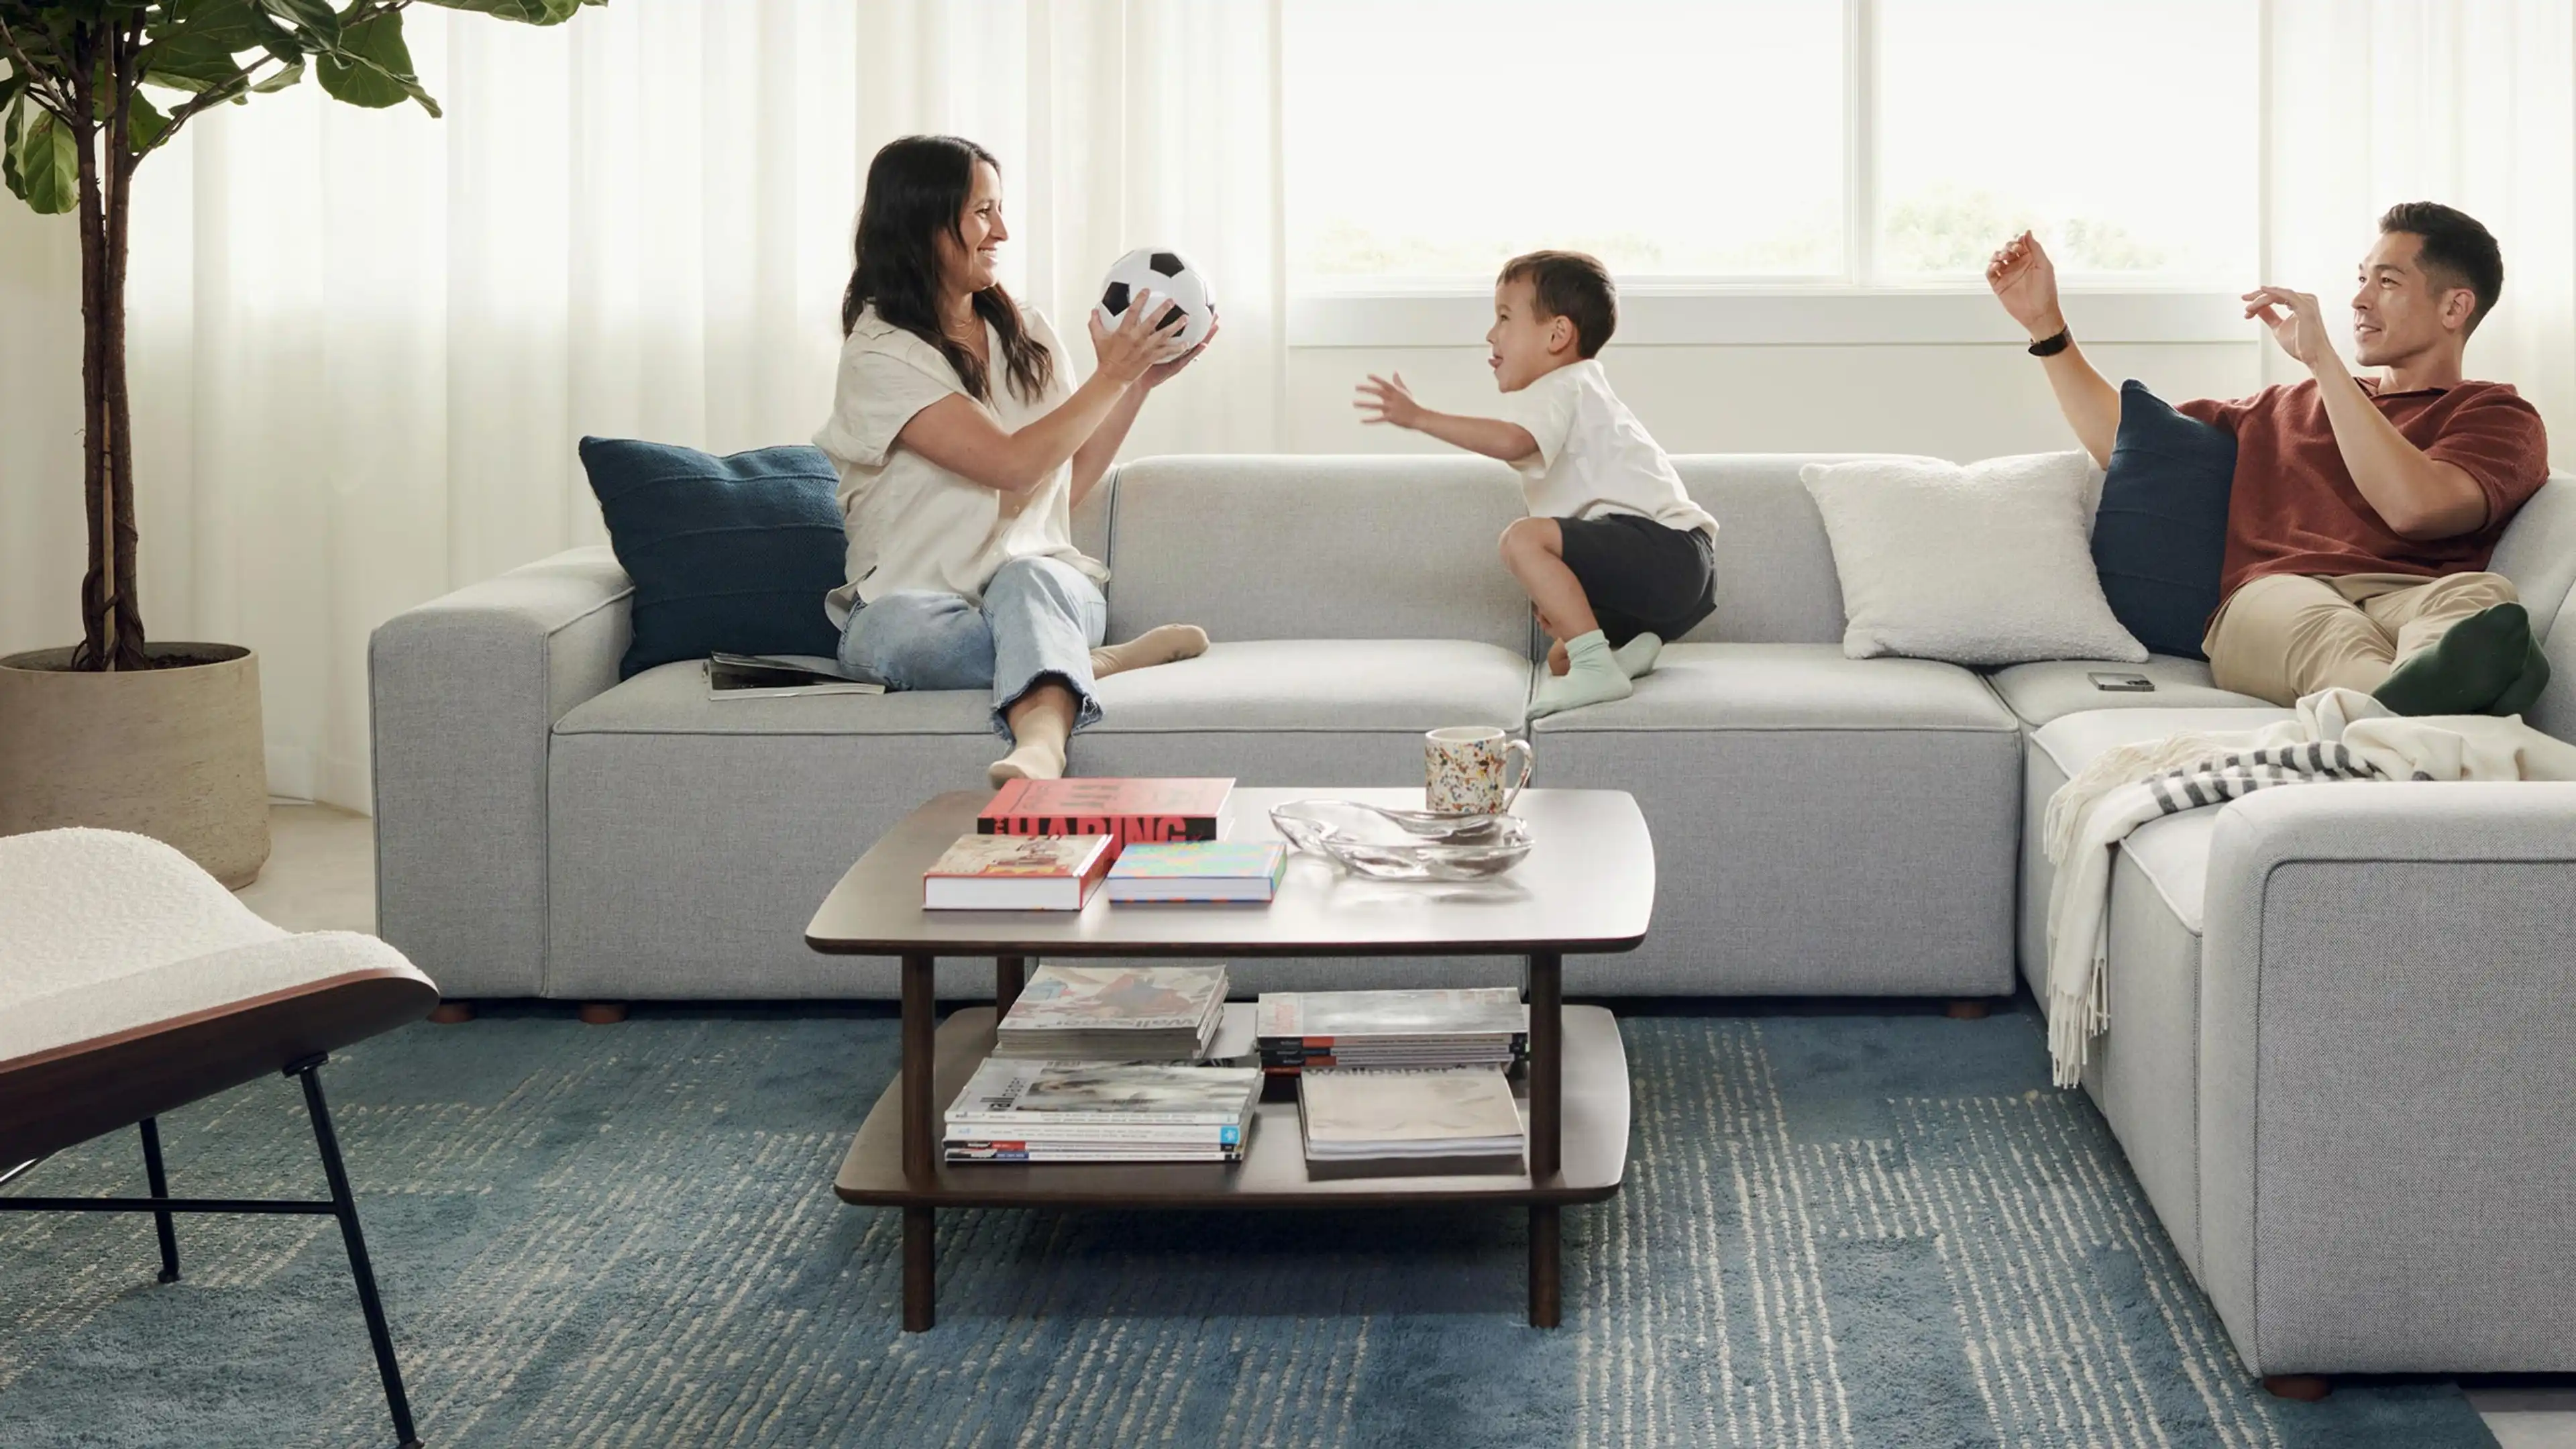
[1547,639,1570,676]
[1091,623,1210,679]
[987,735,1067,787]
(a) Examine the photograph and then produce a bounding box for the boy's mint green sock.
[1612,633,1663,679]
[1530,631,1633,719]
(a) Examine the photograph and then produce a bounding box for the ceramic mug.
[1425,726,1533,815]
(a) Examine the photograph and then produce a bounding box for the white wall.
[1285,341,2262,461]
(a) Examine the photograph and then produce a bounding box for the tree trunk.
[104,97,144,668]
[71,80,114,672]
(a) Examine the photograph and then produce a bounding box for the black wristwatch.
[2027,326,2072,358]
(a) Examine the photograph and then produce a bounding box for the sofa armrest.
[2196,782,2576,1373]
[369,547,632,999]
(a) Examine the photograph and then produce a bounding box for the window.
[1285,0,2257,292]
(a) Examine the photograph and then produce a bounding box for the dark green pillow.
[2093,382,2237,660]
[578,437,847,680]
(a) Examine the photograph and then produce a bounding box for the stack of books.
[993,963,1230,1062]
[1296,1065,1525,1169]
[945,1059,1262,1163]
[1106,841,1287,904]
[1254,987,1527,1075]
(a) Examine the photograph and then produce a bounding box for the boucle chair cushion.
[0,828,433,1064]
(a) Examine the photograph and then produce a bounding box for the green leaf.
[125,89,170,151]
[258,0,342,44]
[248,56,304,91]
[414,0,596,27]
[7,104,80,215]
[316,8,436,115]
[2,101,23,203]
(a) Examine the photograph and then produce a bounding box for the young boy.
[1354,250,1718,717]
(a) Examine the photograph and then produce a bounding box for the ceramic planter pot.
[0,643,271,888]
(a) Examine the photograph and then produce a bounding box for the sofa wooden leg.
[2261,1374,2330,1401]
[1943,999,1990,1020]
[578,1002,629,1025]
[427,1001,476,1025]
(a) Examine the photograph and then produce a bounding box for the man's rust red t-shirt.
[2178,378,2550,602]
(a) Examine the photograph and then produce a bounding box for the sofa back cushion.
[2502,476,2576,741]
[1102,455,1531,650]
[1671,456,1862,645]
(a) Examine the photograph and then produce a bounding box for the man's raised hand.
[1986,231,2066,341]
[1352,372,1425,429]
[2243,286,2335,371]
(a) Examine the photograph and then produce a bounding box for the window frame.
[1285,0,2263,348]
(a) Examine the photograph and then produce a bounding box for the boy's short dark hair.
[2379,201,2504,334]
[1499,250,1616,358]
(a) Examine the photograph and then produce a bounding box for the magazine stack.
[1254,987,1527,1075]
[945,1059,1262,1163]
[993,963,1229,1061]
[1296,1066,1525,1169]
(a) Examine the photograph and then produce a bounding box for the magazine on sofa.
[704,652,885,699]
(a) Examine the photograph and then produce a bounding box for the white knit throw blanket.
[2041,688,2576,1087]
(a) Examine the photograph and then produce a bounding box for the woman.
[818,135,1216,786]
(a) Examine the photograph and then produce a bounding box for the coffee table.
[805,786,1654,1331]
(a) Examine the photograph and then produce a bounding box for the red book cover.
[977,777,1231,853]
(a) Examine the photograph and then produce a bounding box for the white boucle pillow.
[1799,451,2148,667]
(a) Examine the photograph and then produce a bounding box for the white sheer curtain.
[0,0,1284,812]
[2265,0,2576,455]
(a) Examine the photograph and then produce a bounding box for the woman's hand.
[1088,290,1189,386]
[1352,372,1426,430]
[1138,311,1219,390]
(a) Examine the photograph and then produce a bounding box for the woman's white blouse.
[814,304,1107,626]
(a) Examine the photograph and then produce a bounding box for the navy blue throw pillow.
[2092,382,2236,660]
[578,437,848,679]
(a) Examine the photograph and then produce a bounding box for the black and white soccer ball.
[1092,246,1216,350]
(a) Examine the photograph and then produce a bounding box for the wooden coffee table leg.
[1529,1203,1561,1328]
[996,955,1026,1018]
[1527,951,1562,1327]
[901,953,937,1331]
[904,1205,936,1332]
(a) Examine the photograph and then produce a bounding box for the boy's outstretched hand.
[1353,372,1425,429]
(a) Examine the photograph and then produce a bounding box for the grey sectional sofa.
[372,452,2576,1379]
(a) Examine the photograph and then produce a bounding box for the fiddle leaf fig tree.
[0,0,602,671]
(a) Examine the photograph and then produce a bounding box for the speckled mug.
[1425,726,1532,815]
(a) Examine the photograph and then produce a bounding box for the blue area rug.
[0,1005,2495,1448]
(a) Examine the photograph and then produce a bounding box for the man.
[1986,202,2553,716]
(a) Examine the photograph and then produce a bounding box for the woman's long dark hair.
[841,136,1053,405]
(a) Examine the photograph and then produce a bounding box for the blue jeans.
[839,555,1109,742]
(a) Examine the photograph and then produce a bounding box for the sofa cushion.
[1101,457,1531,652]
[1529,641,2017,733]
[1073,639,1532,785]
[576,437,848,679]
[1531,643,2020,995]
[1988,656,2273,727]
[2027,706,2295,938]
[554,659,996,739]
[1671,455,1892,645]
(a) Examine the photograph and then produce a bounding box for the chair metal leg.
[138,1118,180,1283]
[292,1059,421,1449]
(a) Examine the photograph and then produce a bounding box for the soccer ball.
[1093,246,1216,351]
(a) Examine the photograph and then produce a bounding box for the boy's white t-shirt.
[812,304,1108,627]
[1491,359,1717,538]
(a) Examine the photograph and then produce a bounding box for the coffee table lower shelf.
[835,1006,1631,1324]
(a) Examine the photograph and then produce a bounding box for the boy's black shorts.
[1554,513,1717,647]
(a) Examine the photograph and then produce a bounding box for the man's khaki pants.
[2202,570,2518,706]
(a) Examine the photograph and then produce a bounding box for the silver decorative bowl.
[1267,799,1534,880]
